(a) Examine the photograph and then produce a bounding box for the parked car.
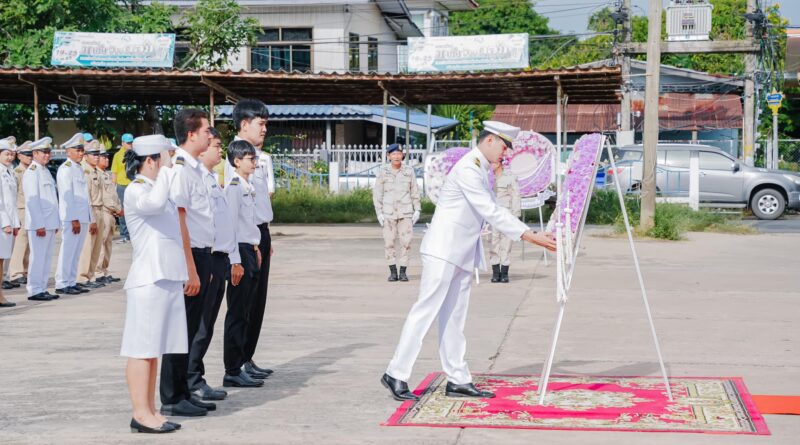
[605,144,800,220]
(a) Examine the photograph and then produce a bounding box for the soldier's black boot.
[398,266,409,282]
[388,265,399,282]
[490,264,501,283]
[500,265,510,283]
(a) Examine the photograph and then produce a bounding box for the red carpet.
[751,395,800,415]
[385,373,769,434]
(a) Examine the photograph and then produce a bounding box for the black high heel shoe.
[130,418,177,434]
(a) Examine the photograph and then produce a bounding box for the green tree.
[178,0,261,70]
[431,105,494,141]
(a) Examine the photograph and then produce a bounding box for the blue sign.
[51,32,175,68]
[766,93,783,106]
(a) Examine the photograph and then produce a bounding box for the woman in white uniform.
[0,137,20,308]
[120,135,187,434]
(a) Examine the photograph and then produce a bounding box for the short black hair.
[173,108,208,146]
[232,99,269,131]
[227,139,257,168]
[209,127,221,140]
[124,149,161,181]
[478,130,512,148]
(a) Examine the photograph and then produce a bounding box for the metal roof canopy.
[0,66,622,106]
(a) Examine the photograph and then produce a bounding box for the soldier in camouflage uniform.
[489,160,521,283]
[372,144,421,282]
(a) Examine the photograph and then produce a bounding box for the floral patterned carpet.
[385,373,769,434]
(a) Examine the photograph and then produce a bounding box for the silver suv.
[605,144,800,220]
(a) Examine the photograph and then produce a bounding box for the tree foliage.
[178,0,261,70]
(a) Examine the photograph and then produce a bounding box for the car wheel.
[750,188,785,220]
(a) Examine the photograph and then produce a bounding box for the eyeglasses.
[242,156,257,163]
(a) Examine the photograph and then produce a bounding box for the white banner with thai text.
[407,34,529,73]
[51,32,175,68]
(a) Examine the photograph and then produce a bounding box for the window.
[411,13,425,33]
[173,28,190,67]
[251,28,312,72]
[431,13,448,37]
[349,33,360,72]
[367,37,378,72]
[699,152,734,171]
[664,150,690,168]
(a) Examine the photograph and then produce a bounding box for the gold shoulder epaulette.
[30,164,37,171]
[230,177,240,186]
[175,156,185,166]
[64,160,72,167]
[473,158,481,168]
[133,179,145,184]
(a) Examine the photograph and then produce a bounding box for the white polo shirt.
[170,147,214,249]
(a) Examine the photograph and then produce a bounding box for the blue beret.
[386,144,402,154]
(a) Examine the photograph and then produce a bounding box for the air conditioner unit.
[666,1,713,42]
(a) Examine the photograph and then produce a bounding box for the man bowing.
[381,121,556,401]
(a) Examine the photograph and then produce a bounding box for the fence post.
[329,161,340,194]
[689,150,700,211]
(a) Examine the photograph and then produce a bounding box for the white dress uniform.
[120,136,188,358]
[0,162,21,258]
[386,145,529,385]
[55,141,94,290]
[23,142,61,296]
[224,137,274,224]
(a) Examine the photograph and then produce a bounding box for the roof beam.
[200,76,243,104]
[621,40,759,55]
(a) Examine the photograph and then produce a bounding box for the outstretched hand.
[522,230,557,252]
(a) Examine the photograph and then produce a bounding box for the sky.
[535,0,800,34]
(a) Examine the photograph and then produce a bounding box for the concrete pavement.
[0,225,798,444]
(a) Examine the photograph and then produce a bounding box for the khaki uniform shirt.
[14,164,26,210]
[84,164,103,207]
[99,169,122,214]
[494,170,521,217]
[373,164,421,218]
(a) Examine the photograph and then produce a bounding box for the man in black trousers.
[159,108,217,417]
[224,99,274,380]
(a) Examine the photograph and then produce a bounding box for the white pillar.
[689,150,699,211]
[329,161,340,194]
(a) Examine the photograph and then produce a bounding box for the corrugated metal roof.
[493,93,742,133]
[0,66,622,106]
[215,104,459,131]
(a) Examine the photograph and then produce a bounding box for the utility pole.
[640,0,662,231]
[743,0,757,166]
[619,0,632,134]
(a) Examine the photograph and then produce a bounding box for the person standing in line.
[54,133,96,296]
[222,140,264,388]
[95,148,122,284]
[159,108,215,418]
[120,134,184,434]
[489,160,521,283]
[187,127,234,400]
[226,99,275,379]
[372,144,421,282]
[111,133,134,243]
[0,137,20,307]
[22,137,61,301]
[77,141,106,288]
[381,122,557,402]
[8,141,32,286]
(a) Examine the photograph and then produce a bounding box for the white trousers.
[386,254,473,385]
[55,223,87,289]
[26,230,56,296]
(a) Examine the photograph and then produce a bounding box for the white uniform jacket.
[56,159,93,224]
[0,164,20,230]
[123,169,188,290]
[23,161,60,231]
[420,149,528,272]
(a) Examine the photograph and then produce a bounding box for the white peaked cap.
[0,136,16,151]
[133,134,171,157]
[61,133,85,150]
[30,137,53,151]
[483,121,521,145]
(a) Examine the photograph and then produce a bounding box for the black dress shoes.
[12,277,26,285]
[82,280,104,289]
[445,382,495,399]
[243,364,269,380]
[223,372,263,388]
[188,395,216,411]
[246,360,273,375]
[0,301,16,307]
[160,399,207,417]
[45,291,59,299]
[130,418,176,434]
[192,382,227,401]
[27,293,52,301]
[107,275,122,283]
[2,281,14,289]
[381,373,419,401]
[71,286,89,294]
[166,421,181,430]
[55,287,82,295]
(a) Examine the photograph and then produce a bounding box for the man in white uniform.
[382,121,557,401]
[55,133,96,295]
[22,137,61,301]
